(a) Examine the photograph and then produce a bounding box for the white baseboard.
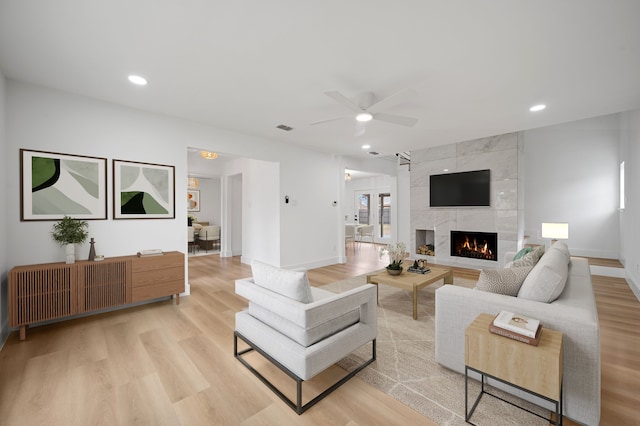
[283,257,342,271]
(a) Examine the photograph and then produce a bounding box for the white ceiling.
[1,1,639,159]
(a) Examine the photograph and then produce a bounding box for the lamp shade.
[541,222,569,240]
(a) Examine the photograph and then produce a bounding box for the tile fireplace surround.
[410,132,521,268]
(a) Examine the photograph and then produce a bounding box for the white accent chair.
[198,225,220,252]
[358,224,375,244]
[234,261,377,414]
[345,225,356,250]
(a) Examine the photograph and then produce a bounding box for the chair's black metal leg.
[234,332,376,415]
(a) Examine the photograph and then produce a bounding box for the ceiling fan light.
[356,112,373,122]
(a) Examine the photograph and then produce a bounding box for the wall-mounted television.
[429,169,491,207]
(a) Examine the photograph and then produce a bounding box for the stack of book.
[489,310,543,346]
[137,249,164,257]
[408,266,431,274]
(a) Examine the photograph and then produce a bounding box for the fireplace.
[450,231,497,261]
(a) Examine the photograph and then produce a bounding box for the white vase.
[65,243,75,264]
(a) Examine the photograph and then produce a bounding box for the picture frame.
[113,159,175,219]
[20,149,107,221]
[187,189,200,212]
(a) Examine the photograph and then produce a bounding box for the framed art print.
[113,159,175,219]
[20,149,107,221]
[187,190,200,212]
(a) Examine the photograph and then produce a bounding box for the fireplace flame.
[459,236,493,259]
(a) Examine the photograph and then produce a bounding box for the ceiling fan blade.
[324,91,363,113]
[355,120,367,137]
[309,115,351,126]
[373,112,418,127]
[367,88,418,113]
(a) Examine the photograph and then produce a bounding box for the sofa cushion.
[517,246,569,303]
[550,241,571,262]
[475,266,533,296]
[248,302,359,347]
[251,260,313,303]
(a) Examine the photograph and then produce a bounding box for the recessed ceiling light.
[128,75,148,86]
[443,169,449,172]
[356,112,373,122]
[361,144,371,149]
[529,104,546,112]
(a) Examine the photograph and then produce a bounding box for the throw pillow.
[530,245,545,262]
[513,247,533,260]
[251,260,313,303]
[517,247,569,303]
[475,266,533,296]
[505,250,538,268]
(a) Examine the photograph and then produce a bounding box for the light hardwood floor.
[0,246,638,425]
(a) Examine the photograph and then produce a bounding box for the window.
[379,193,391,238]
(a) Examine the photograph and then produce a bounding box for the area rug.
[322,273,552,426]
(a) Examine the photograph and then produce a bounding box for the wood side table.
[465,313,563,425]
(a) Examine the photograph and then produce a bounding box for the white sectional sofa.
[435,243,600,426]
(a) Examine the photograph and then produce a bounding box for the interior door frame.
[354,189,391,244]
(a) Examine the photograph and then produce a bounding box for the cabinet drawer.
[132,266,184,288]
[132,280,183,302]
[132,252,183,273]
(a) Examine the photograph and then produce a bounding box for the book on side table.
[489,311,542,346]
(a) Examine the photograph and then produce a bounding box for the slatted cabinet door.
[9,263,77,340]
[77,258,132,313]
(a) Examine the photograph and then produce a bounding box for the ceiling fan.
[310,89,419,131]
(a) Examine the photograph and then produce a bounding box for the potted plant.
[380,241,407,275]
[51,216,89,264]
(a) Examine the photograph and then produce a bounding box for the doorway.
[353,189,392,244]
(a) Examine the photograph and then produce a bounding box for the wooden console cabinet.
[9,251,184,340]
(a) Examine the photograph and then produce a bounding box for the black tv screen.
[429,169,491,207]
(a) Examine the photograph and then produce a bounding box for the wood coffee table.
[366,266,453,319]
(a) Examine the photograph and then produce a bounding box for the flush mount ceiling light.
[128,75,148,86]
[200,151,218,160]
[188,177,199,188]
[355,112,373,122]
[529,104,546,112]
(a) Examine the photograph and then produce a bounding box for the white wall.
[5,80,343,272]
[279,153,342,269]
[192,177,221,226]
[219,157,280,265]
[523,114,620,258]
[397,165,411,247]
[619,109,640,298]
[7,82,188,265]
[0,71,8,346]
